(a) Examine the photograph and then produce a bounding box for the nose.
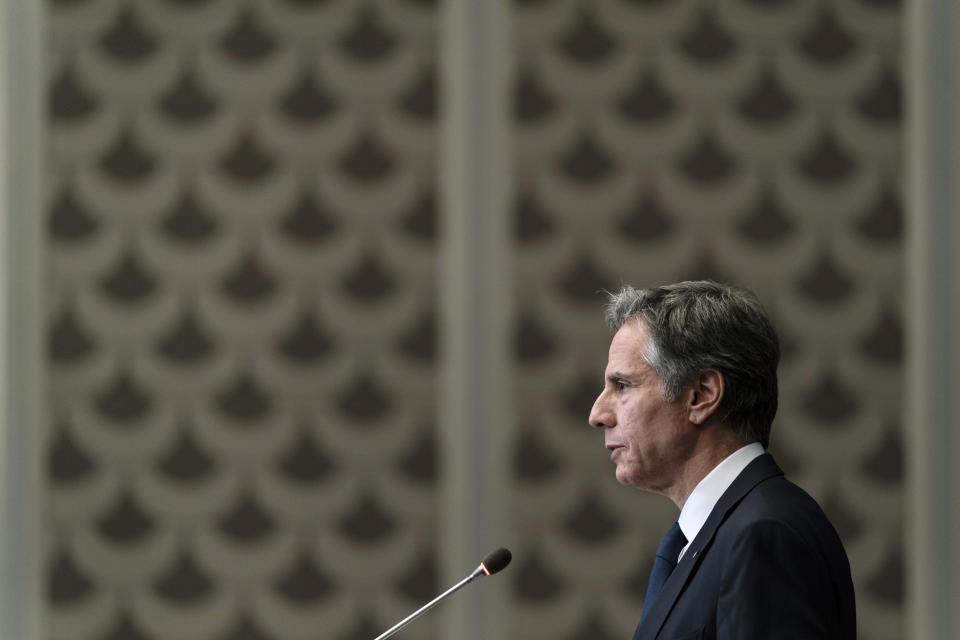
[589,389,614,429]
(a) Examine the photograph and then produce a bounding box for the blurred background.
[1,0,957,639]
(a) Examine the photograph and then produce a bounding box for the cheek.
[618,393,674,443]
[617,400,649,438]
[624,389,656,418]
[620,403,641,427]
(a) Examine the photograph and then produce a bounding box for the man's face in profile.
[588,321,697,493]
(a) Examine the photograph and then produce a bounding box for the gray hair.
[605,281,779,448]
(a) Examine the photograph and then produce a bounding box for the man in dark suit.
[589,281,855,640]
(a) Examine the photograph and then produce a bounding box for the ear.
[688,369,725,425]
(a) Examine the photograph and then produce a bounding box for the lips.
[606,444,624,459]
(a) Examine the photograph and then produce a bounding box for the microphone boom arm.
[372,566,484,640]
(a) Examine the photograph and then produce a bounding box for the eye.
[611,379,626,391]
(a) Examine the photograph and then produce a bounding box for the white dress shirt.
[676,442,765,561]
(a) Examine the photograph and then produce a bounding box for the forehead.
[606,321,653,371]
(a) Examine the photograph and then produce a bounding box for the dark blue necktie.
[641,522,687,621]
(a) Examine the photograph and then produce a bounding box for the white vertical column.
[440,0,512,639]
[906,0,960,638]
[0,2,44,640]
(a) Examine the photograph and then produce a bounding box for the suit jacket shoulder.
[635,454,856,640]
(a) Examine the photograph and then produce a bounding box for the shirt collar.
[677,442,765,559]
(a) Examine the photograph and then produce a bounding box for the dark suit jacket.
[633,454,856,640]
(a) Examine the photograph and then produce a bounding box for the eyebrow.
[606,371,634,383]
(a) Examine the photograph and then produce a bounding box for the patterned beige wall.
[507,1,902,639]
[47,1,440,639]
[46,1,902,640]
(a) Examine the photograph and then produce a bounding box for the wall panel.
[506,1,904,639]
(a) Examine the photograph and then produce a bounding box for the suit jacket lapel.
[634,454,785,640]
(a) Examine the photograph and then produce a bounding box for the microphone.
[372,548,512,640]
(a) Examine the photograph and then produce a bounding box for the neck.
[665,431,747,510]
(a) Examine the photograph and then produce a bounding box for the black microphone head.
[480,548,512,576]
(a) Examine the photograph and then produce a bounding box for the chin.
[615,466,641,488]
[615,462,653,491]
